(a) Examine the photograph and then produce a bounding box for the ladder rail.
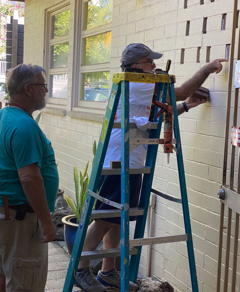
[120,80,130,292]
[129,81,166,281]
[169,83,199,292]
[63,83,122,292]
[63,71,199,292]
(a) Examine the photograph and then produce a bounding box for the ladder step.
[91,208,144,220]
[102,167,151,175]
[81,247,138,260]
[113,122,158,129]
[80,235,187,260]
[129,234,188,247]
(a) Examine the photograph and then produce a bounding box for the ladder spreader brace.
[63,69,199,292]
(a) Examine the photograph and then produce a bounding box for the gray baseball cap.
[121,43,163,65]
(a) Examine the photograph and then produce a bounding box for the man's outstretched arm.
[175,58,227,101]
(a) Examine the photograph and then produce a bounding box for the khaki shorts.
[0,208,48,292]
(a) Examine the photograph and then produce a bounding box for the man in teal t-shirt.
[0,107,58,211]
[0,64,59,292]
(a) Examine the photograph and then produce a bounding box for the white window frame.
[73,0,112,109]
[44,2,70,106]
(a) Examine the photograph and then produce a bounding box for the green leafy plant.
[64,141,97,223]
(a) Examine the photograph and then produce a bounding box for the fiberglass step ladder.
[63,67,199,292]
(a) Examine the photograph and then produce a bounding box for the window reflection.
[49,74,68,98]
[52,10,70,38]
[86,0,113,30]
[83,71,110,101]
[51,42,69,68]
[84,32,111,65]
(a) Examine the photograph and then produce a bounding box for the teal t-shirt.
[0,107,59,212]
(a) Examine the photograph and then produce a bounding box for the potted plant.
[62,141,96,254]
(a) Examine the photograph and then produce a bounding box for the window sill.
[43,105,105,123]
[47,97,67,106]
[68,107,104,122]
[44,105,67,117]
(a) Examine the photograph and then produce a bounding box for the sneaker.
[74,267,106,292]
[97,269,138,291]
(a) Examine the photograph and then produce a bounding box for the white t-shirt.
[104,82,155,168]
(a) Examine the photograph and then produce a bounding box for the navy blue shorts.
[95,174,142,224]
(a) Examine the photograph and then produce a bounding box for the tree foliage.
[0,2,24,58]
[52,42,69,68]
[51,10,70,67]
[53,10,70,38]
[86,0,112,30]
[0,3,24,17]
[85,32,111,65]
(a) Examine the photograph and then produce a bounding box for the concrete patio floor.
[45,241,80,292]
[45,242,167,292]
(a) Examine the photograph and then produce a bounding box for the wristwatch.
[182,102,189,112]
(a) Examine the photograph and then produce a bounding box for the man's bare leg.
[78,219,112,269]
[99,224,138,291]
[0,274,6,292]
[101,223,120,272]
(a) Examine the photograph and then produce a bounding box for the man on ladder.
[74,43,226,292]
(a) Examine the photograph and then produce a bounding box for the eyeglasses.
[29,83,48,90]
[135,60,155,65]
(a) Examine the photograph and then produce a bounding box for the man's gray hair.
[6,64,46,96]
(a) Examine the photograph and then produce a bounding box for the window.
[206,46,211,62]
[200,0,204,4]
[184,0,188,9]
[180,49,185,64]
[46,7,70,99]
[79,0,113,103]
[225,44,230,59]
[186,20,190,36]
[221,13,227,30]
[196,47,201,63]
[236,10,239,28]
[202,17,207,34]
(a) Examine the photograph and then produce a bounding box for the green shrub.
[64,141,96,223]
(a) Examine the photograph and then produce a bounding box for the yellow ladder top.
[112,72,175,84]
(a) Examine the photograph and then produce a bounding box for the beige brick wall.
[24,0,234,291]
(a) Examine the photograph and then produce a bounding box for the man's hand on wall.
[175,59,227,101]
[185,87,209,110]
[204,58,228,74]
